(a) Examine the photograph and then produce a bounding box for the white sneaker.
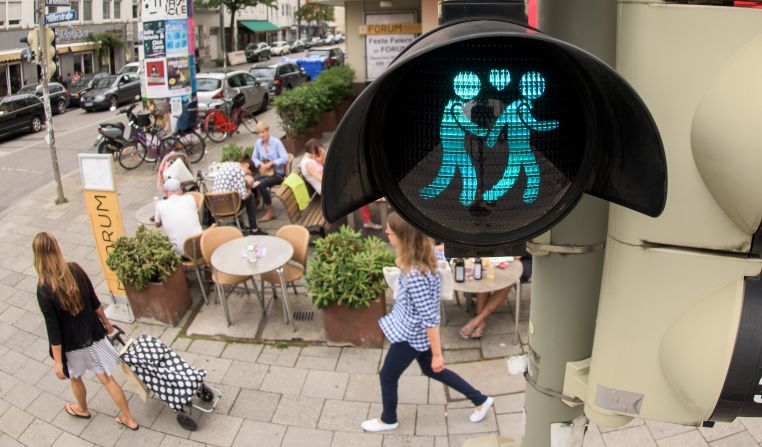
[361,418,399,432]
[363,221,383,230]
[470,397,494,423]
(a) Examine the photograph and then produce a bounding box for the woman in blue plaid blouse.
[361,213,494,432]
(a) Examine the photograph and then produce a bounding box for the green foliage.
[274,65,355,138]
[106,225,180,290]
[296,4,335,23]
[87,32,125,58]
[306,226,395,310]
[220,143,253,162]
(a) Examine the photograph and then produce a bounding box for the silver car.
[196,71,270,114]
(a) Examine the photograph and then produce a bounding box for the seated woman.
[300,139,382,229]
[252,122,289,222]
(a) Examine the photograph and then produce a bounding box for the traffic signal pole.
[36,2,67,205]
[521,1,616,445]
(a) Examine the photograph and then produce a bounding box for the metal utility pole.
[37,2,67,205]
[520,1,616,446]
[219,8,228,76]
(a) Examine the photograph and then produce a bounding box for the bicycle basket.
[135,112,152,128]
[232,93,246,108]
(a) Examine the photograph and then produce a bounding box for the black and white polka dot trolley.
[110,328,222,431]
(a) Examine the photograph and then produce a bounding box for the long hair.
[303,138,323,156]
[32,232,82,315]
[387,212,437,274]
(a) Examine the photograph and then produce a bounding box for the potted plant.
[306,225,396,347]
[106,225,191,326]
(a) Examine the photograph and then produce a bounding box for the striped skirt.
[65,337,122,378]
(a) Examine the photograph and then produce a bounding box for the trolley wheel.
[176,412,198,431]
[197,385,214,403]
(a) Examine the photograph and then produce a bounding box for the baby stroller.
[109,327,221,431]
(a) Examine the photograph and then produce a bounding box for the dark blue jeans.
[380,341,488,424]
[254,174,283,205]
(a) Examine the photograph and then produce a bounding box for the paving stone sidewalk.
[1,114,761,446]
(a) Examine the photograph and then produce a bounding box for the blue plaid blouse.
[379,267,441,351]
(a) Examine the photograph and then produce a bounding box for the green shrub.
[106,225,180,290]
[274,65,355,138]
[220,143,253,162]
[306,225,395,310]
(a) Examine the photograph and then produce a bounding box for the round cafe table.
[452,259,523,344]
[210,235,296,330]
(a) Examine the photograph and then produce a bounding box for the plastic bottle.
[486,259,495,279]
[454,258,465,283]
[473,258,483,280]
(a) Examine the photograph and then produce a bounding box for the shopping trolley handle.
[108,325,127,348]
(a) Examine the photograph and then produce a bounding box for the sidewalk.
[0,111,760,446]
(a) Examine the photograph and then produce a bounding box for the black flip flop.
[115,415,139,431]
[64,403,91,419]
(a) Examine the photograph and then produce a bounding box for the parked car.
[334,33,345,43]
[245,42,271,62]
[270,41,291,56]
[0,94,45,139]
[196,71,269,114]
[250,62,309,95]
[309,37,323,48]
[306,47,345,67]
[17,82,70,115]
[67,72,109,106]
[118,62,141,75]
[323,34,335,44]
[289,40,306,53]
[80,73,141,112]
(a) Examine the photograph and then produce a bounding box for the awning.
[0,49,22,64]
[239,20,280,33]
[58,41,100,54]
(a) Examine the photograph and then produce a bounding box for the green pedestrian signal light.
[323,19,667,255]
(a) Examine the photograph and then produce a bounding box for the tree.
[87,31,125,73]
[296,4,334,36]
[197,0,277,51]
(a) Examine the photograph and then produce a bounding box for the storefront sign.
[45,9,77,24]
[227,51,247,65]
[55,26,88,41]
[365,13,417,81]
[79,154,126,298]
[358,22,421,35]
[46,0,71,6]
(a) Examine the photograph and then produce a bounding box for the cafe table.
[452,258,523,344]
[210,235,296,330]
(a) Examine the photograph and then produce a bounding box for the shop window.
[83,0,92,20]
[0,4,5,26]
[0,68,7,98]
[103,0,111,19]
[8,64,22,94]
[114,0,120,19]
[9,1,22,25]
[83,53,93,73]
[210,26,219,36]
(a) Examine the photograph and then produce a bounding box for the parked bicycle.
[202,93,258,143]
[170,99,205,164]
[118,112,189,170]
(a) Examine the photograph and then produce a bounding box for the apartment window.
[71,0,80,21]
[103,0,110,19]
[0,4,5,26]
[8,1,22,25]
[83,0,92,20]
[114,0,120,18]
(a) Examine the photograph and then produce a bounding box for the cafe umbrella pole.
[37,5,67,205]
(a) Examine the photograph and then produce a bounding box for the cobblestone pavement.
[1,119,761,446]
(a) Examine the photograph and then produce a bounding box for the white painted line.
[0,112,109,157]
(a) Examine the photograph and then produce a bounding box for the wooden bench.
[274,182,328,235]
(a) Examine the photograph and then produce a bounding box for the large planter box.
[322,295,386,348]
[124,269,192,326]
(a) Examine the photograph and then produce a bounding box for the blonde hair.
[32,232,82,315]
[255,121,270,133]
[387,212,436,274]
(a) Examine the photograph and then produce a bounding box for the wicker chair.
[181,233,208,304]
[204,191,246,229]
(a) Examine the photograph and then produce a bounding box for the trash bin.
[297,55,328,80]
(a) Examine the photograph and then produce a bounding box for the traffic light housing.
[560,4,762,427]
[20,29,40,65]
[44,27,57,79]
[322,18,667,256]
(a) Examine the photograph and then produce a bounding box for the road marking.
[0,113,108,157]
[0,166,44,174]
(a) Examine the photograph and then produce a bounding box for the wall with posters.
[140,0,197,132]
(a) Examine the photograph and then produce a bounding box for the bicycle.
[202,93,258,143]
[118,112,189,170]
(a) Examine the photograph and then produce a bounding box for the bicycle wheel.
[204,112,228,143]
[239,110,258,134]
[161,137,189,161]
[118,142,146,170]
[182,130,206,164]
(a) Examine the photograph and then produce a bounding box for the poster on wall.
[364,12,417,81]
[145,59,168,96]
[167,56,191,94]
[142,0,187,20]
[143,20,166,58]
[165,19,189,56]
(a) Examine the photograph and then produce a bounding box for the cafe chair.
[187,191,205,223]
[204,191,246,230]
[199,226,256,326]
[260,225,309,320]
[181,233,209,304]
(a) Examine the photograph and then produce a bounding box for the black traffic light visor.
[323,19,666,249]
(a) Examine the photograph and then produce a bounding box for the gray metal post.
[520,1,616,446]
[220,8,228,76]
[37,3,67,205]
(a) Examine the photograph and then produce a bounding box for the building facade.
[0,0,137,96]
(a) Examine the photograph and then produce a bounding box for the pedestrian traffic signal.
[20,30,40,65]
[322,19,667,254]
[44,27,57,79]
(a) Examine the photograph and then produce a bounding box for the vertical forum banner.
[140,0,196,132]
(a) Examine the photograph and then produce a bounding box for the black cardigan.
[36,263,106,353]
